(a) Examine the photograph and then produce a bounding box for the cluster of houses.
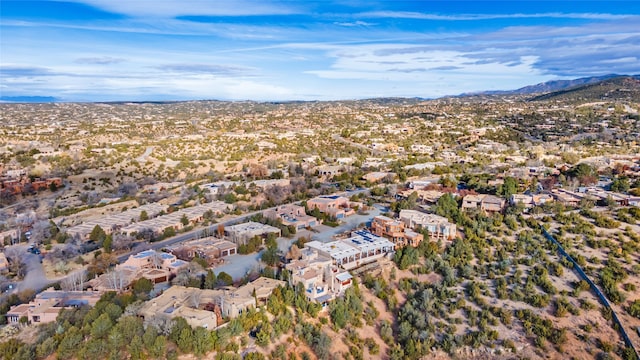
[64,201,230,241]
[6,274,285,331]
[120,201,230,237]
[6,288,103,325]
[551,187,639,207]
[0,172,62,197]
[137,277,286,329]
[89,249,188,292]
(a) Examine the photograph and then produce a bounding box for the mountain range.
[2,75,640,103]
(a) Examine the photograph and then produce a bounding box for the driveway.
[310,207,381,243]
[15,247,48,293]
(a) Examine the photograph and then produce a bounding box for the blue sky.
[1,1,639,101]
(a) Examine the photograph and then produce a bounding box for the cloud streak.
[75,56,125,64]
[358,11,637,21]
[2,1,639,101]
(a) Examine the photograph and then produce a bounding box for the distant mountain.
[463,74,624,96]
[528,75,640,102]
[0,96,59,103]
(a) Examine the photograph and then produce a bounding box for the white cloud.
[63,0,300,17]
[358,11,636,21]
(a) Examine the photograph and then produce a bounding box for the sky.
[1,0,640,102]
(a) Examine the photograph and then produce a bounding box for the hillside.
[528,76,640,102]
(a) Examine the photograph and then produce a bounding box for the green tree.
[217,272,233,286]
[193,326,213,356]
[181,214,189,226]
[499,177,518,199]
[57,326,83,359]
[434,193,459,221]
[204,269,217,289]
[261,246,279,266]
[610,177,630,193]
[163,227,176,238]
[132,278,154,299]
[102,235,113,253]
[149,336,167,358]
[90,225,107,244]
[128,335,144,360]
[628,299,640,318]
[177,327,194,353]
[139,210,149,221]
[90,313,113,339]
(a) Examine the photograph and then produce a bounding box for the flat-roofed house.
[285,247,352,304]
[304,230,394,270]
[462,194,505,213]
[224,221,281,245]
[6,288,102,325]
[462,194,484,211]
[138,277,286,329]
[307,195,359,219]
[264,204,319,230]
[398,210,457,240]
[371,215,424,247]
[169,237,237,265]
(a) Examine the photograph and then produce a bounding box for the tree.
[61,270,86,291]
[204,269,217,289]
[163,227,176,238]
[217,272,233,286]
[610,177,630,193]
[102,235,113,253]
[132,278,154,299]
[139,210,149,221]
[91,313,113,339]
[89,225,107,244]
[434,193,459,221]
[180,214,189,226]
[261,246,279,266]
[499,177,518,199]
[629,299,640,318]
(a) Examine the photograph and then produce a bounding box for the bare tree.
[4,247,27,278]
[112,233,133,252]
[62,270,86,291]
[189,291,202,308]
[286,244,302,261]
[149,251,163,269]
[105,268,128,292]
[118,182,139,197]
[30,220,51,245]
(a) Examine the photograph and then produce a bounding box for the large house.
[307,195,360,219]
[370,215,424,247]
[264,204,319,230]
[510,194,554,211]
[89,250,188,292]
[304,230,395,270]
[285,247,353,305]
[6,288,102,325]
[137,277,286,329]
[223,221,281,245]
[398,210,457,240]
[168,237,237,265]
[462,194,505,213]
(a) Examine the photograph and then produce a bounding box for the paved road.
[331,134,384,156]
[135,146,155,163]
[117,188,369,262]
[9,189,373,292]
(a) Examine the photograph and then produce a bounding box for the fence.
[541,227,638,358]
